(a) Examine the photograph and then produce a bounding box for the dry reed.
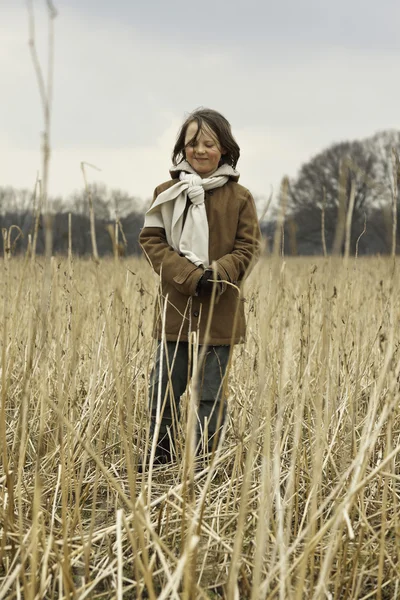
[1,254,399,599]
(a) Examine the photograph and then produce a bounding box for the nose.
[195,142,206,154]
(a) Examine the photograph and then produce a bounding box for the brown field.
[0,255,399,599]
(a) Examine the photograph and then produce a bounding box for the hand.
[196,269,222,297]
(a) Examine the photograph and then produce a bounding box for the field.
[0,255,399,599]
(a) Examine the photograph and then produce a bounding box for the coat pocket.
[172,263,202,296]
[173,262,198,284]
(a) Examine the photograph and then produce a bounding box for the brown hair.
[172,108,240,168]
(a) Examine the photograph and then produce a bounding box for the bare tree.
[0,184,145,257]
[287,130,400,254]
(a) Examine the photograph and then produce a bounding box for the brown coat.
[139,177,261,345]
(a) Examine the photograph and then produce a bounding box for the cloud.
[63,0,400,52]
[0,1,399,205]
[0,117,182,202]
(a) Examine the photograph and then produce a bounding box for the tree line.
[2,129,400,258]
[0,184,145,257]
[261,129,400,255]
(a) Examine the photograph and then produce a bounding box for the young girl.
[139,108,261,464]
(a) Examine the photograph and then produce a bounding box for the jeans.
[149,341,230,461]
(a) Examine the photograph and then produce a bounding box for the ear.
[220,147,227,155]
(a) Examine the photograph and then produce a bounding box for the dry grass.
[1,254,400,599]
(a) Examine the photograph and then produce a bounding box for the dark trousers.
[149,341,230,461]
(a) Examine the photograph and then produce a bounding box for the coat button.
[193,311,199,317]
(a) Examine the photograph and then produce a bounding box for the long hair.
[172,108,240,168]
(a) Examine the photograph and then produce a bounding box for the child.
[139,107,261,464]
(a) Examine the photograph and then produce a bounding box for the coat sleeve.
[139,188,203,297]
[216,189,261,286]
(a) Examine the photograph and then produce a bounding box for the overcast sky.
[1,0,399,206]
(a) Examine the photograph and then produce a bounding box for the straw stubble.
[0,255,399,599]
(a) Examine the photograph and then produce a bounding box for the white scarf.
[144,161,239,267]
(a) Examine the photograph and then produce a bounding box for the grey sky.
[1,0,399,204]
[64,0,400,50]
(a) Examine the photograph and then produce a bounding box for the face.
[184,121,225,177]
